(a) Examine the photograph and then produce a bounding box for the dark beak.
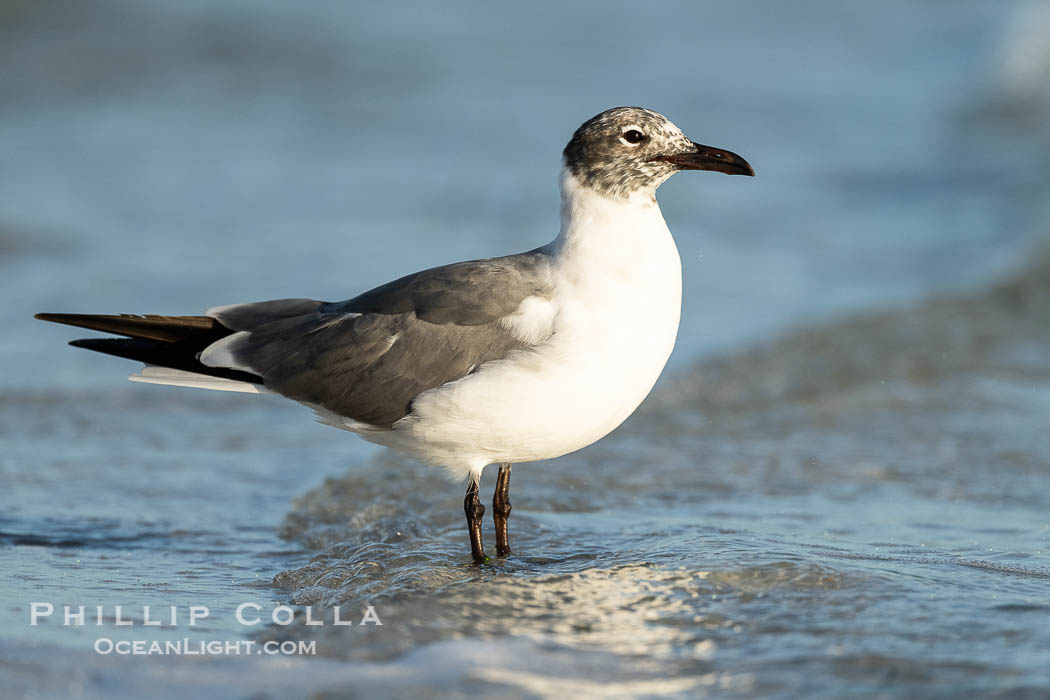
[651,142,755,176]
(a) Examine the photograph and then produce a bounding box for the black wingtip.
[36,312,108,326]
[67,337,126,352]
[64,336,263,384]
[67,337,130,351]
[33,311,229,343]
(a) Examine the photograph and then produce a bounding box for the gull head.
[562,106,754,201]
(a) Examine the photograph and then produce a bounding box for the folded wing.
[204,251,554,428]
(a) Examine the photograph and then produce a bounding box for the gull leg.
[464,475,487,564]
[493,463,512,557]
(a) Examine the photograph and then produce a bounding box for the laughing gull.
[36,107,754,563]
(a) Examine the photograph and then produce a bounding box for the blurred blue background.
[4,0,1047,388]
[2,2,1049,698]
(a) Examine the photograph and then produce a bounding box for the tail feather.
[130,366,268,393]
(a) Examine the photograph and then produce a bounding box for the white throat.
[550,168,680,282]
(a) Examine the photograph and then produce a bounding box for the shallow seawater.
[2,1,1050,698]
[4,249,1047,699]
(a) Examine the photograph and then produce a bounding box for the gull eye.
[621,129,645,145]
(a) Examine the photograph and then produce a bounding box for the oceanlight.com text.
[94,638,317,656]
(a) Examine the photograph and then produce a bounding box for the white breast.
[382,173,683,480]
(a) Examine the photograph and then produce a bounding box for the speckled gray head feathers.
[562,106,754,200]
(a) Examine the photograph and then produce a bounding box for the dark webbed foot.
[493,463,512,557]
[464,475,487,563]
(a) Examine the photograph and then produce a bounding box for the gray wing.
[204,249,554,428]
